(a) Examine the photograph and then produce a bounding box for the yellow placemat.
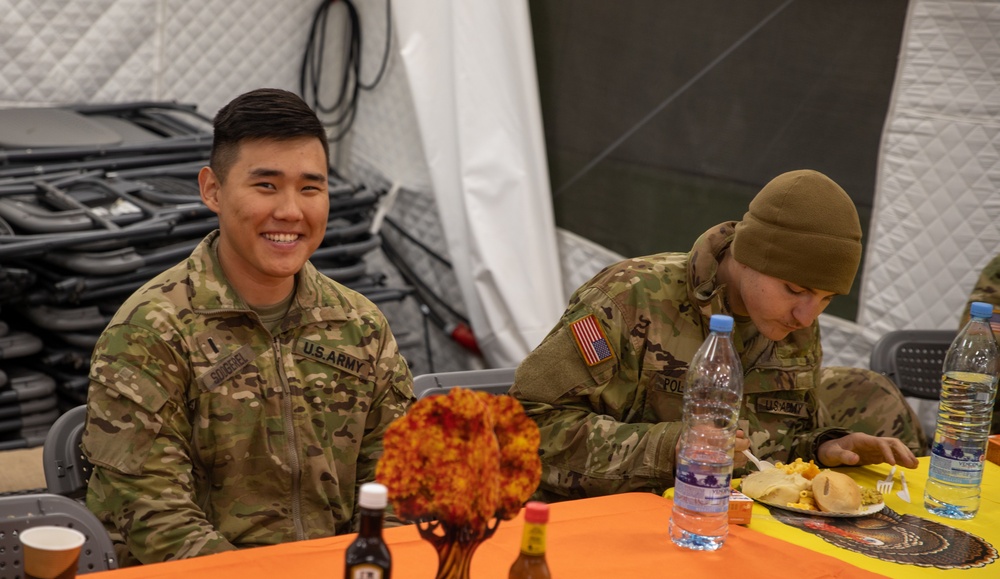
[738,457,999,577]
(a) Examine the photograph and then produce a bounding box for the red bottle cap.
[524,501,549,524]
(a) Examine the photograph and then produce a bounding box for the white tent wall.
[855,0,1000,434]
[390,1,565,367]
[0,0,318,115]
[3,0,996,378]
[0,0,606,372]
[862,0,1000,334]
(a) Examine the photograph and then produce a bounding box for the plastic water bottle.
[670,314,744,551]
[924,301,999,520]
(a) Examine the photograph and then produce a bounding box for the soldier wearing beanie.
[511,169,924,501]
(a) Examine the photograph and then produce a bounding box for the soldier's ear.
[199,166,222,213]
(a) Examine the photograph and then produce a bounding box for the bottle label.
[673,467,731,513]
[929,442,986,485]
[348,564,385,579]
[520,522,547,555]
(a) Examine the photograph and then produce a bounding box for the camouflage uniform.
[960,252,1000,433]
[511,223,923,501]
[82,231,414,565]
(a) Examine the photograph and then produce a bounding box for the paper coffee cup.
[19,526,86,579]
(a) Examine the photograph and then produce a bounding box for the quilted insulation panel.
[861,0,1000,336]
[5,0,995,375]
[0,0,319,117]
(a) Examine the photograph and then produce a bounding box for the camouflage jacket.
[510,223,847,500]
[961,252,1000,433]
[962,252,1000,333]
[82,231,414,565]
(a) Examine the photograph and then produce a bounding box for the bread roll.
[812,470,862,513]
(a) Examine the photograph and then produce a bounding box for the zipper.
[274,336,305,541]
[200,305,313,540]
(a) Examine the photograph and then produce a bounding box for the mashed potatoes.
[740,468,812,507]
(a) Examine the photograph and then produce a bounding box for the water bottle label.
[929,443,986,485]
[673,467,731,513]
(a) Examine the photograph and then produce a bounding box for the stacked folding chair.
[0,318,59,450]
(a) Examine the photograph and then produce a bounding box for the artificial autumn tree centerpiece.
[376,388,542,579]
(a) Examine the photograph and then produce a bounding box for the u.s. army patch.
[756,397,808,418]
[296,339,374,380]
[569,314,614,366]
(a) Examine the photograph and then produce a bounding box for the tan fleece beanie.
[731,170,862,295]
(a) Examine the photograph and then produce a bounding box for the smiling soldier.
[81,88,414,565]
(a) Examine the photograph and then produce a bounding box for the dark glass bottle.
[508,502,552,579]
[344,482,392,579]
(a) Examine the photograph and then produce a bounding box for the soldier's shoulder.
[106,261,191,329]
[584,252,688,299]
[312,271,390,326]
[978,253,1000,283]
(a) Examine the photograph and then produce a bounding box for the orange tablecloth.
[88,491,881,579]
[87,458,999,578]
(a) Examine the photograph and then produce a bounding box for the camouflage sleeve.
[961,253,1000,326]
[82,324,237,564]
[792,427,852,466]
[352,322,414,530]
[963,254,1000,434]
[815,366,927,456]
[511,288,679,499]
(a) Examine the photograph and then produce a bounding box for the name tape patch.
[199,344,256,391]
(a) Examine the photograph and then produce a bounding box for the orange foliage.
[376,388,541,533]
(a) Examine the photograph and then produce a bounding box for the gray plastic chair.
[413,367,517,399]
[42,405,94,500]
[869,329,957,400]
[0,493,117,574]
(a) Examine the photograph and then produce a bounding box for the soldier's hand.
[817,432,919,469]
[733,429,749,469]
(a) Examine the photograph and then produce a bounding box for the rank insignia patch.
[570,314,614,366]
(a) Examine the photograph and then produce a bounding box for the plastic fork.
[876,465,896,494]
[896,471,911,503]
[741,449,775,471]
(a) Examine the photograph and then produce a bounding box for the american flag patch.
[570,315,614,366]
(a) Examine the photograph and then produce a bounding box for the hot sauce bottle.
[508,502,552,579]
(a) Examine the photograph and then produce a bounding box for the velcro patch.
[198,344,256,391]
[756,397,808,418]
[569,314,614,366]
[296,339,374,380]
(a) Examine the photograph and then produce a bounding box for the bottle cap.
[524,501,549,523]
[359,482,388,509]
[709,314,734,333]
[971,301,994,320]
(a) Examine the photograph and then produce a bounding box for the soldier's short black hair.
[209,88,329,181]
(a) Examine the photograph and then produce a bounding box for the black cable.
[300,0,393,142]
[420,304,435,374]
[358,0,392,90]
[381,234,469,326]
[383,215,452,268]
